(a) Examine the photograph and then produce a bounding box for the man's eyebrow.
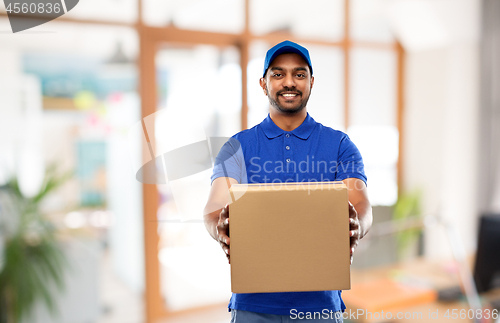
[270,67,308,72]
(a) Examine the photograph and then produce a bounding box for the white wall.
[401,0,481,258]
[106,94,145,293]
[0,48,22,183]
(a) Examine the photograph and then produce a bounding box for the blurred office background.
[0,0,499,322]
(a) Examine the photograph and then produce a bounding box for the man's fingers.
[220,242,230,255]
[218,218,229,230]
[217,218,230,241]
[217,206,230,239]
[348,202,359,266]
[349,229,359,237]
[217,230,230,244]
[216,223,226,237]
[349,217,359,239]
[350,238,359,251]
[220,236,230,245]
[218,205,230,234]
[348,201,355,212]
[221,204,230,218]
[220,241,231,264]
[215,205,231,263]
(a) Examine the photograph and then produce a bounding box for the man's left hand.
[349,201,361,265]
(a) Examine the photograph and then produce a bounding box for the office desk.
[342,257,500,322]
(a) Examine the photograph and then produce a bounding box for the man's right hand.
[216,204,230,263]
[204,177,237,264]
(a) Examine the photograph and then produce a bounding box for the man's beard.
[267,86,311,115]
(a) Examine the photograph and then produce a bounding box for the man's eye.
[296,74,305,78]
[273,73,282,77]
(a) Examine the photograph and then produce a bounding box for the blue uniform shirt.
[211,113,367,315]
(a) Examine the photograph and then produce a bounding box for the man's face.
[260,53,314,114]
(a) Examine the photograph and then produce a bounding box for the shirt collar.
[261,113,316,140]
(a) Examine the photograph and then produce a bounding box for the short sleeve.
[211,137,246,184]
[335,135,367,185]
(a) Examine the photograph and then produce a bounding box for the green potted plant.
[0,165,72,323]
[392,189,423,261]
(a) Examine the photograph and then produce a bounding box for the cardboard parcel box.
[229,181,350,294]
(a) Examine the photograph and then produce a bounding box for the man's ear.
[259,77,268,96]
[310,76,315,90]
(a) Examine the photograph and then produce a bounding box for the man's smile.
[278,91,301,101]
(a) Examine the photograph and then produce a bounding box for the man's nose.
[282,74,296,88]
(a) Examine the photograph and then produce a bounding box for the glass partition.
[351,0,395,43]
[348,48,398,206]
[250,0,344,42]
[65,0,138,23]
[143,0,244,33]
[154,44,240,311]
[306,44,345,131]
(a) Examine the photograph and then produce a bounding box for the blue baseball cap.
[263,40,313,77]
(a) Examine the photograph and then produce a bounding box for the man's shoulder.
[313,121,349,141]
[231,123,261,142]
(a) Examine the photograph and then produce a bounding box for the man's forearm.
[354,200,372,239]
[204,205,222,240]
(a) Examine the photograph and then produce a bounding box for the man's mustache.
[277,88,303,96]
